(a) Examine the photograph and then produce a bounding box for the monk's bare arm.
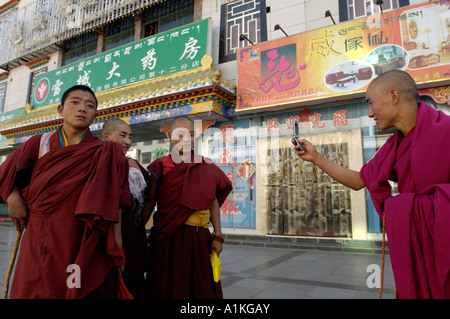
[113,209,125,272]
[113,209,122,247]
[292,139,365,191]
[210,197,223,256]
[142,175,157,224]
[6,186,28,231]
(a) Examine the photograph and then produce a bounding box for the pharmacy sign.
[32,19,210,108]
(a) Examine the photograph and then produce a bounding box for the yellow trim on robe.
[61,127,69,146]
[184,209,210,229]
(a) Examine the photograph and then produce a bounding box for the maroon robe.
[146,153,232,299]
[360,101,450,298]
[0,130,130,299]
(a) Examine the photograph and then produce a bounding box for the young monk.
[143,116,232,299]
[293,70,450,298]
[0,85,130,299]
[102,118,150,299]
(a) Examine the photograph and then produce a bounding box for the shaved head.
[365,70,420,135]
[368,70,418,103]
[101,118,133,154]
[170,116,194,131]
[102,118,129,135]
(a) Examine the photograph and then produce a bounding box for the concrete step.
[223,233,388,255]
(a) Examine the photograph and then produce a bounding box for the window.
[219,0,268,63]
[339,0,410,22]
[144,21,159,38]
[141,0,194,38]
[104,15,135,52]
[61,1,194,65]
[349,0,398,20]
[62,32,98,66]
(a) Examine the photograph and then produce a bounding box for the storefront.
[229,0,450,240]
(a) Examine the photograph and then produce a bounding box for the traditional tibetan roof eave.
[0,62,236,140]
[418,86,450,106]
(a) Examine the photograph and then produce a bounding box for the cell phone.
[293,121,305,151]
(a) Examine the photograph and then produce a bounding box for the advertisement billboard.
[237,1,450,112]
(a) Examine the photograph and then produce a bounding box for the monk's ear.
[390,89,400,104]
[102,131,109,140]
[57,104,64,116]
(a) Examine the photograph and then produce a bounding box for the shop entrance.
[257,131,363,237]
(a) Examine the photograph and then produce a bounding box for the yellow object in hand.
[210,250,221,283]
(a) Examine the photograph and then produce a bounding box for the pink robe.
[360,101,450,298]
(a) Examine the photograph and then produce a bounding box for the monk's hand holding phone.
[292,120,305,152]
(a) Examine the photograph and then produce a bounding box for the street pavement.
[0,223,396,300]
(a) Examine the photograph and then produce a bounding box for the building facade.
[0,0,449,242]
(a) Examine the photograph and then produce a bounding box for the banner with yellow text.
[237,1,450,112]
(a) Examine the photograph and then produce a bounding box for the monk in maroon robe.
[102,118,150,299]
[293,70,450,298]
[143,117,232,299]
[0,85,130,298]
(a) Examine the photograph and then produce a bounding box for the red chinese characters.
[219,149,237,168]
[218,124,236,143]
[226,171,237,190]
[311,113,325,129]
[235,158,256,183]
[258,49,306,93]
[267,118,280,135]
[284,109,349,130]
[218,124,238,167]
[333,110,348,127]
[220,197,239,216]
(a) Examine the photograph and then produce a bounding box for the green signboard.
[0,108,26,124]
[0,108,26,147]
[32,19,210,108]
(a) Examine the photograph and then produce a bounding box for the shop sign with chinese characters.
[237,1,450,112]
[265,106,363,139]
[32,19,210,108]
[0,108,26,147]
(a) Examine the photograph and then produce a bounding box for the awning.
[0,57,236,144]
